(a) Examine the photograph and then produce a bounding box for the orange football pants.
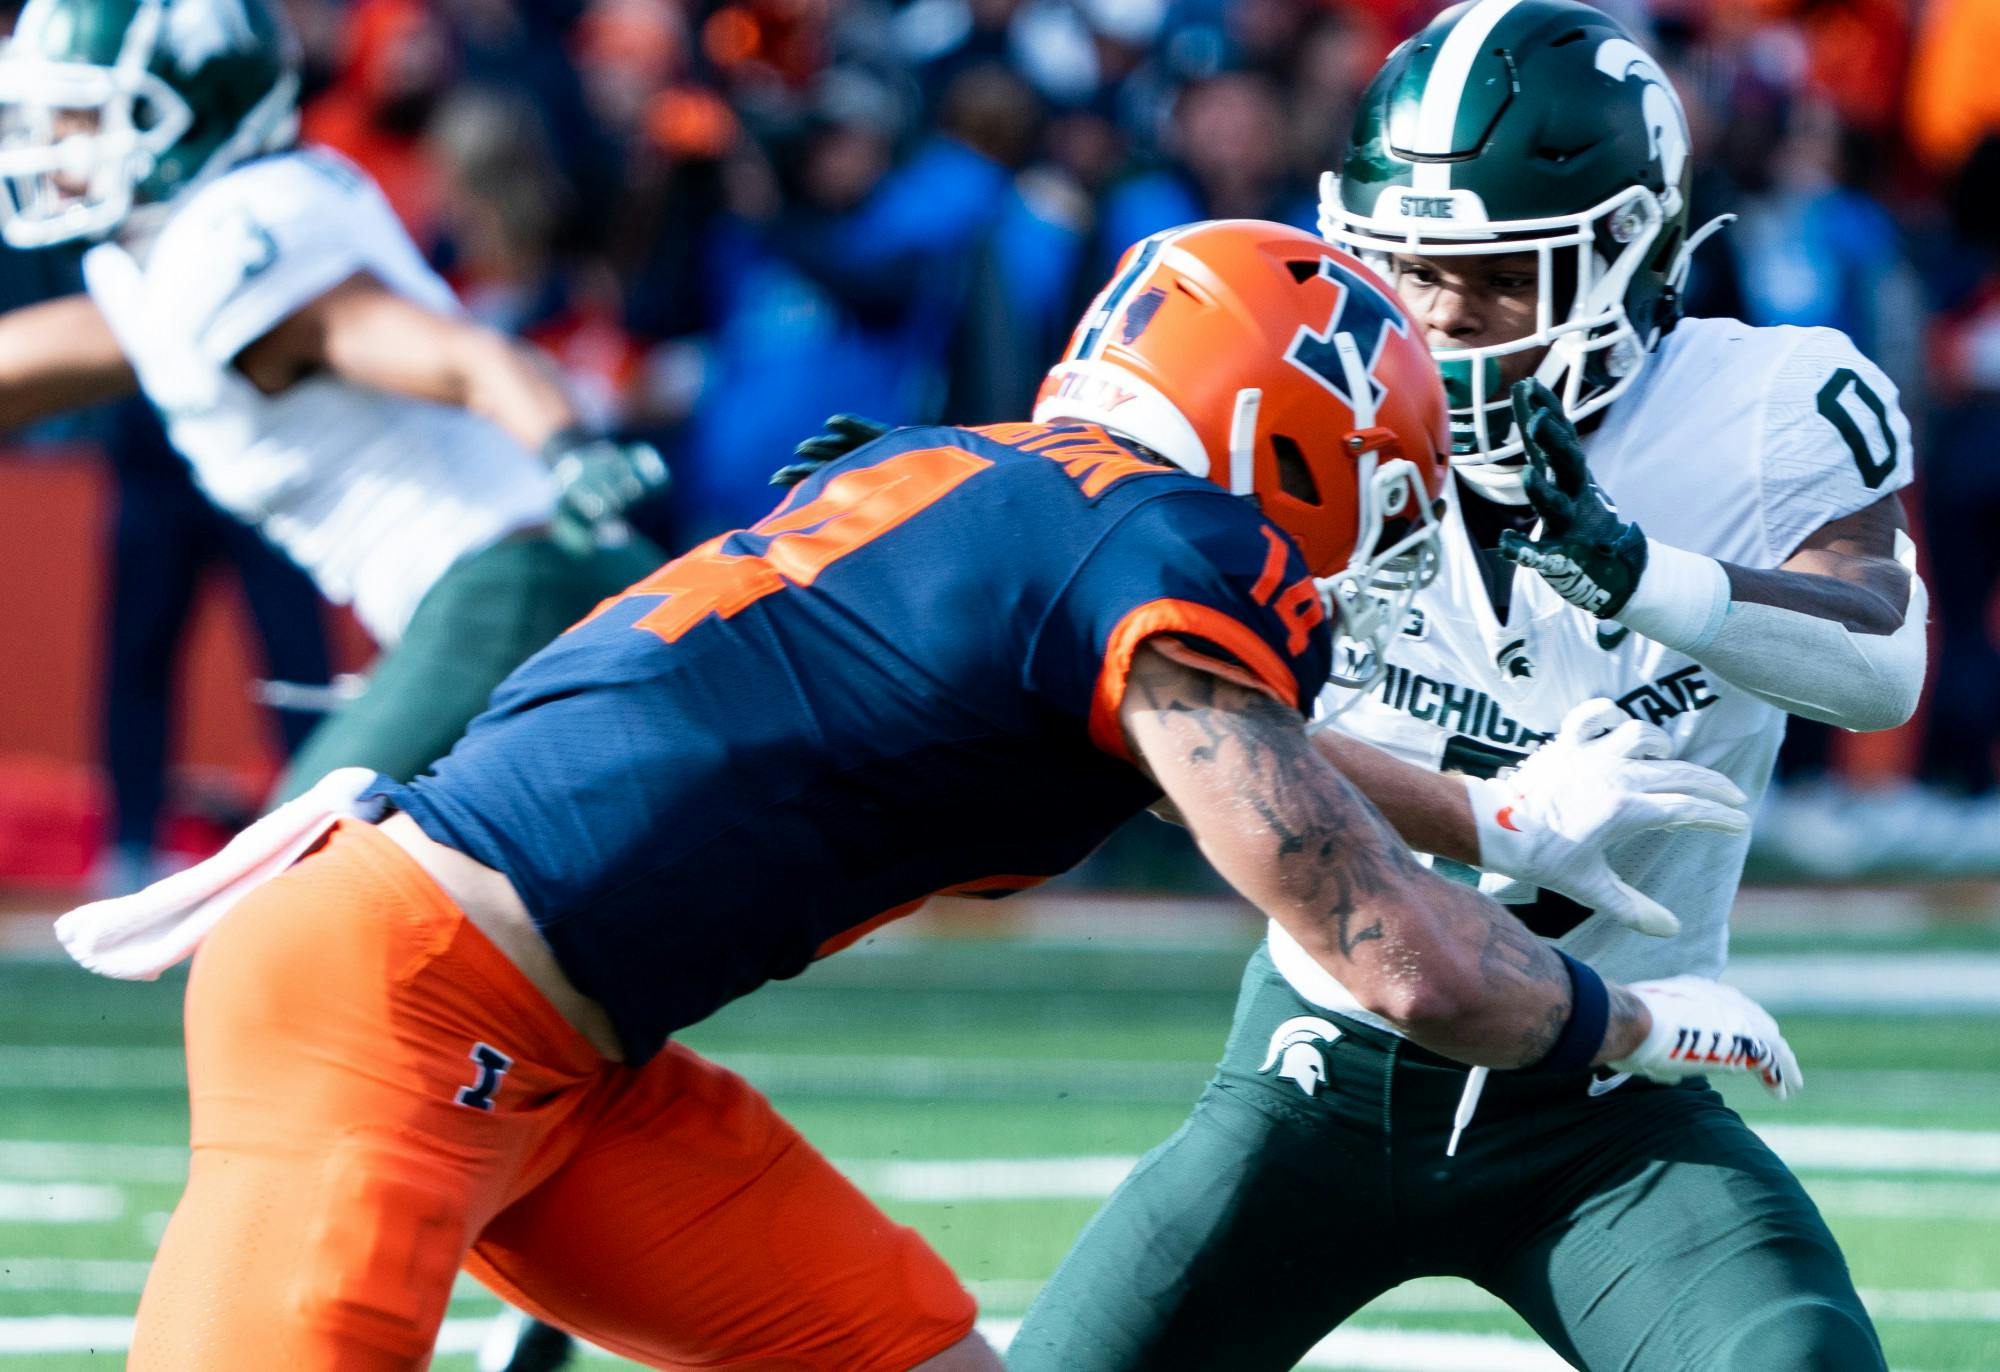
[130,820,975,1371]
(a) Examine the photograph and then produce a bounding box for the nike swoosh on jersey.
[1588,1070,1633,1097]
[1596,625,1630,651]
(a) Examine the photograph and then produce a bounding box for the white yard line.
[0,1140,187,1183]
[853,1155,1138,1201]
[0,1314,1952,1369]
[1296,1325,1589,1371]
[1759,1125,2000,1175]
[1728,954,2000,1014]
[13,1125,2000,1205]
[0,1317,133,1355]
[0,1046,183,1091]
[1808,1179,2000,1220]
[18,1264,1998,1327]
[838,1127,2000,1199]
[0,1183,121,1222]
[0,1259,151,1293]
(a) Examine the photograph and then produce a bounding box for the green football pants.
[272,531,659,803]
[1010,942,1885,1372]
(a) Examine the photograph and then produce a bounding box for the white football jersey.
[1272,317,1915,1027]
[81,148,557,645]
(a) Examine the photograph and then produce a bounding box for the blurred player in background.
[1010,5,1924,1371]
[0,0,667,807]
[58,221,1798,1370]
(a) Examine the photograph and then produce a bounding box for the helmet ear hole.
[1271,433,1320,505]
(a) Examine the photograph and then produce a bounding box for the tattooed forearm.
[1477,913,1559,987]
[1123,643,1598,1071]
[1125,645,1421,961]
[1476,917,1571,1063]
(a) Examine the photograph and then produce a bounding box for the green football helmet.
[0,0,298,248]
[1321,0,1720,502]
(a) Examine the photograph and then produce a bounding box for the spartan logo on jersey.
[1284,257,1408,414]
[1594,38,1690,206]
[165,0,261,70]
[1494,637,1535,680]
[1258,1016,1343,1097]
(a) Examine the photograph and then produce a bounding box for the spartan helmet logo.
[165,0,261,69]
[1258,1016,1343,1097]
[1593,37,1690,212]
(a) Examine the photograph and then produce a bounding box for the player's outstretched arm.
[1312,700,1749,938]
[1120,642,1641,1068]
[0,293,138,428]
[1499,379,1924,732]
[234,273,669,549]
[234,272,579,449]
[1122,645,1801,1096]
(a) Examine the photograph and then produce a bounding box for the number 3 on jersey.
[617,447,992,644]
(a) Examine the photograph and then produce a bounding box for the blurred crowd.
[10,0,2000,882]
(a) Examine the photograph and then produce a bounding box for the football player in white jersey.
[1009,4,1920,1370]
[0,11,659,1363]
[0,0,668,813]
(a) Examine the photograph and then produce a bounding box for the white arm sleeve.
[1611,326,1925,733]
[1619,532,1926,733]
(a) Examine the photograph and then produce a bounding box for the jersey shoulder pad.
[1741,323,1913,560]
[144,149,418,367]
[1034,485,1333,753]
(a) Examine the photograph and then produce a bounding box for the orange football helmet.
[1036,219,1449,693]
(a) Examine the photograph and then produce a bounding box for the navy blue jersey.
[377,423,1332,1061]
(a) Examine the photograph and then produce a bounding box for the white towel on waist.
[56,768,384,981]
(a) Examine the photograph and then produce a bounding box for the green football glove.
[769,413,892,488]
[1496,380,1649,618]
[546,429,671,555]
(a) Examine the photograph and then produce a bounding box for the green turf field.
[2,908,1997,1371]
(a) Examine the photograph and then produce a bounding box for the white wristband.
[1614,539,1730,653]
[1463,775,1527,876]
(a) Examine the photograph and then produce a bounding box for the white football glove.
[1465,698,1749,937]
[1608,974,1802,1100]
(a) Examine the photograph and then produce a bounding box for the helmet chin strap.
[1452,456,1530,504]
[1226,388,1260,496]
[1668,212,1736,298]
[1449,328,1594,505]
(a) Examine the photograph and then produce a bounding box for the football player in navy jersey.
[107,221,1788,1371]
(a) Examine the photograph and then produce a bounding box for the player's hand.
[1497,380,1649,617]
[770,413,892,488]
[1466,698,1748,937]
[1609,974,1802,1099]
[546,430,671,555]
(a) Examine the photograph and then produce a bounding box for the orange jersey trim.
[1088,598,1302,761]
[815,899,926,959]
